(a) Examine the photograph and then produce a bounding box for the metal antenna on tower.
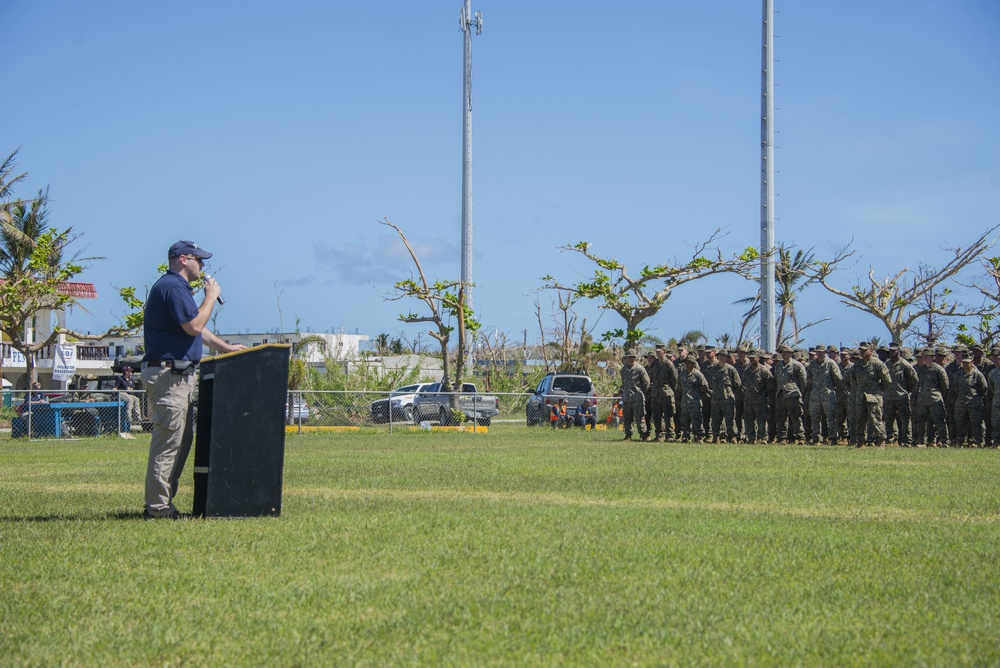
[460,1,481,317]
[760,0,777,352]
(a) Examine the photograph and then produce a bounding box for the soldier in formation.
[619,352,650,442]
[604,341,999,449]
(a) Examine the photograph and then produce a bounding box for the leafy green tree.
[0,150,142,383]
[544,230,760,354]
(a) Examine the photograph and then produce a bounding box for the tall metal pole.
[460,1,481,315]
[760,0,777,352]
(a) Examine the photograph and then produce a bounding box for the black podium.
[192,344,291,518]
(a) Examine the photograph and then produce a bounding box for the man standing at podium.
[141,240,244,519]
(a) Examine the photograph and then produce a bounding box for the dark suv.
[526,372,597,426]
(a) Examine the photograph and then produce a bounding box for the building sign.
[52,345,77,381]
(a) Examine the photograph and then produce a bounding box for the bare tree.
[379,218,478,392]
[811,226,998,344]
[544,229,761,354]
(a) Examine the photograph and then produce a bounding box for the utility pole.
[759,0,777,352]
[460,1,481,314]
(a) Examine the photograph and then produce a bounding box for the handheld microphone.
[204,273,225,305]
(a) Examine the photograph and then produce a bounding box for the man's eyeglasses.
[184,255,205,266]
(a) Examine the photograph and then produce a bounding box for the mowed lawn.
[2,429,1000,666]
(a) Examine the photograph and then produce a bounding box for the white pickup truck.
[411,382,500,426]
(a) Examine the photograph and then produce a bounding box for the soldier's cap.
[858,341,873,351]
[877,345,889,353]
[826,345,839,354]
[719,349,732,357]
[951,344,967,353]
[851,349,863,358]
[917,347,933,356]
[654,344,665,350]
[748,348,760,357]
[738,343,752,352]
[703,345,716,352]
[811,344,825,352]
[696,344,705,352]
[645,352,655,358]
[623,352,637,358]
[168,240,213,260]
[970,343,984,352]
[888,342,901,351]
[934,346,950,356]
[684,353,698,364]
[991,346,1000,356]
[777,344,793,353]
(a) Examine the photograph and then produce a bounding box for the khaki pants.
[141,366,196,516]
[121,392,142,424]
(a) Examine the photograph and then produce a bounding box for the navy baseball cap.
[168,240,213,260]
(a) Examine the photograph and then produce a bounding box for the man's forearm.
[202,329,239,354]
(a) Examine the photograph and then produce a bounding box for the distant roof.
[57,282,98,299]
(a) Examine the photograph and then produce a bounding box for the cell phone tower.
[460,1,482,316]
[760,0,777,352]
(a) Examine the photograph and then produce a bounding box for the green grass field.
[3,430,1000,666]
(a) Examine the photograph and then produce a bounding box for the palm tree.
[374,332,390,356]
[672,330,707,349]
[735,246,826,347]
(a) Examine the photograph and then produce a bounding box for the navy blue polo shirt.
[143,270,202,362]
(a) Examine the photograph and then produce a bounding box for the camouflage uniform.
[853,345,893,446]
[643,355,656,432]
[972,347,994,445]
[988,355,1000,446]
[680,356,711,442]
[773,347,807,443]
[709,355,742,442]
[649,350,679,441]
[845,354,865,445]
[912,352,948,447]
[700,351,717,437]
[742,355,774,443]
[916,348,952,446]
[953,363,988,446]
[836,352,853,443]
[731,351,751,442]
[885,351,919,445]
[802,351,815,440]
[806,347,843,444]
[944,349,965,445]
[619,356,650,441]
[674,353,689,437]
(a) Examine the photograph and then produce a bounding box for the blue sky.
[3,1,998,350]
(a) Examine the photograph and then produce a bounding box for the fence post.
[388,390,393,434]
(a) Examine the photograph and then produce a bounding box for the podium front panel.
[193,345,290,518]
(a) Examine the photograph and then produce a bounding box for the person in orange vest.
[550,397,571,428]
[606,392,623,429]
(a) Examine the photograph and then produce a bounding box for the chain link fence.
[0,389,629,439]
[285,390,627,434]
[1,389,145,440]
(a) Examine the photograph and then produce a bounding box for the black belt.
[142,360,181,368]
